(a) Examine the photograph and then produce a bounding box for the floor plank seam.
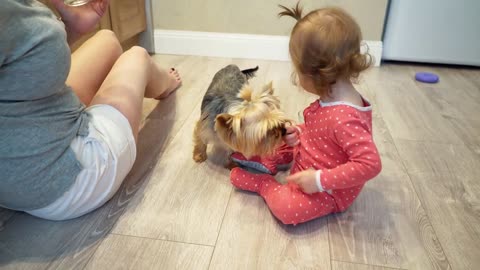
[109,232,215,248]
[390,135,453,270]
[391,137,468,147]
[78,208,129,270]
[206,188,234,270]
[78,97,208,270]
[151,95,204,156]
[0,211,18,232]
[332,259,408,270]
[327,215,333,270]
[3,56,478,270]
[79,243,103,270]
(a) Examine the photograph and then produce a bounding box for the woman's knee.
[94,29,123,58]
[124,46,150,60]
[118,46,153,79]
[118,46,152,72]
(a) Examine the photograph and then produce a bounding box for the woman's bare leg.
[89,46,182,140]
[67,30,123,105]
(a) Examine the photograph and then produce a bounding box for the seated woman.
[0,0,181,220]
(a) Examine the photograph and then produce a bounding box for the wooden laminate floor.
[1,55,479,270]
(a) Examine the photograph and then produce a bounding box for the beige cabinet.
[110,0,146,43]
[38,0,146,50]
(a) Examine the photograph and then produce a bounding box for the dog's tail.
[241,66,259,80]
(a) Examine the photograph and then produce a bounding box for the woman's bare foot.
[155,68,182,100]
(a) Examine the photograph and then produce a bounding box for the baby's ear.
[262,81,274,95]
[215,113,233,131]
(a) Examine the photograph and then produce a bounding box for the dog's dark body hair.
[200,65,258,129]
[193,64,287,164]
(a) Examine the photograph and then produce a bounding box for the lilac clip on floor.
[415,72,439,83]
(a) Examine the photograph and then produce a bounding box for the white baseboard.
[154,29,382,66]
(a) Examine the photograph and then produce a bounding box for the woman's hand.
[286,169,319,194]
[51,0,110,44]
[283,126,300,147]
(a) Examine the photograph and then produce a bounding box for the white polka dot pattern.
[229,98,382,225]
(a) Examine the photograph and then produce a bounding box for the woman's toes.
[155,68,182,100]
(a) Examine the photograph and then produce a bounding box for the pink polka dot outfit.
[230,98,382,225]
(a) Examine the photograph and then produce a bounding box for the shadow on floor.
[0,95,178,268]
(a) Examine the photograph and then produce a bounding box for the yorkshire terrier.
[192,64,289,167]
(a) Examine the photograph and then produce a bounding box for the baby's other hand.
[283,126,300,147]
[286,169,318,194]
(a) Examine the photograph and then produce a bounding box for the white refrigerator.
[382,0,480,66]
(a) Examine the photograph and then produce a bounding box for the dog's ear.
[215,113,233,131]
[262,81,274,95]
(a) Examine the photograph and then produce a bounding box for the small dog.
[193,64,289,167]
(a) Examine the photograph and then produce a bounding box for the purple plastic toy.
[415,72,439,83]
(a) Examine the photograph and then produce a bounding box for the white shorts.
[27,105,137,221]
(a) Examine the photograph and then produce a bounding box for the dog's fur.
[193,64,289,166]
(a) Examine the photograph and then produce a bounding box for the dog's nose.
[281,127,287,136]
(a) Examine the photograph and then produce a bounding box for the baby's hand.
[283,126,300,147]
[286,169,318,194]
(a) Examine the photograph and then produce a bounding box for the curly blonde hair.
[279,3,372,96]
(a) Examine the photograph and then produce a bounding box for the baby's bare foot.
[156,68,182,99]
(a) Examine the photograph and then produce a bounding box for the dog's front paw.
[193,152,207,163]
